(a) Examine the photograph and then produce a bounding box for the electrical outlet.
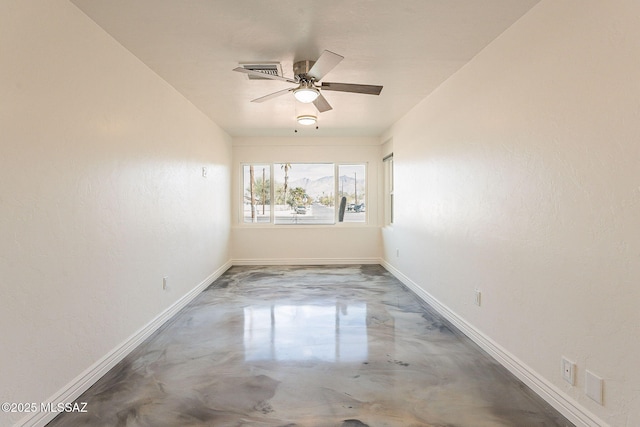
[474,289,481,306]
[202,167,208,178]
[162,276,168,291]
[561,357,575,385]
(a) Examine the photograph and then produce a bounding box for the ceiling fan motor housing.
[293,60,316,81]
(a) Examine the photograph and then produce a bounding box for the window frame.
[239,162,368,226]
[336,163,368,225]
[383,154,394,226]
[241,163,274,224]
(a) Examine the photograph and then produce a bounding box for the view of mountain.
[287,175,365,200]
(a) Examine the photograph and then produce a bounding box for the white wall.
[381,1,640,426]
[231,137,381,264]
[0,1,231,425]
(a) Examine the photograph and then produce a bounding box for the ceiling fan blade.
[313,93,332,113]
[251,88,294,103]
[321,82,383,95]
[233,67,297,84]
[307,50,344,81]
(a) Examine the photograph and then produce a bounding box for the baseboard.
[232,257,380,266]
[18,259,233,427]
[380,260,608,427]
[18,259,606,427]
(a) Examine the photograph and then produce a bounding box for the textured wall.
[381,1,640,426]
[0,1,231,425]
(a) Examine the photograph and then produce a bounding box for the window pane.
[338,164,366,223]
[243,164,271,223]
[274,163,335,225]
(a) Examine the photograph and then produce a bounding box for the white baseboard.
[380,260,607,427]
[18,259,606,427]
[18,260,233,427]
[232,257,380,266]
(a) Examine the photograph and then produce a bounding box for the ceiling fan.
[233,50,383,113]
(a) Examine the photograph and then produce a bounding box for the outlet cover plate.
[561,357,575,385]
[585,370,603,405]
[474,289,481,306]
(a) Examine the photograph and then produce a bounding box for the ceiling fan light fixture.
[297,115,317,126]
[293,83,319,103]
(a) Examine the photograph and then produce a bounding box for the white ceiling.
[70,0,540,138]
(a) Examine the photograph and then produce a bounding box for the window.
[242,164,270,223]
[337,164,366,223]
[274,163,334,225]
[383,154,394,225]
[241,163,367,225]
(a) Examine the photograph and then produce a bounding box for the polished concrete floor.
[48,265,573,426]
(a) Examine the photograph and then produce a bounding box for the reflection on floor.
[48,265,574,426]
[244,302,368,363]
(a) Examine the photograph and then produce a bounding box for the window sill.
[232,223,378,230]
